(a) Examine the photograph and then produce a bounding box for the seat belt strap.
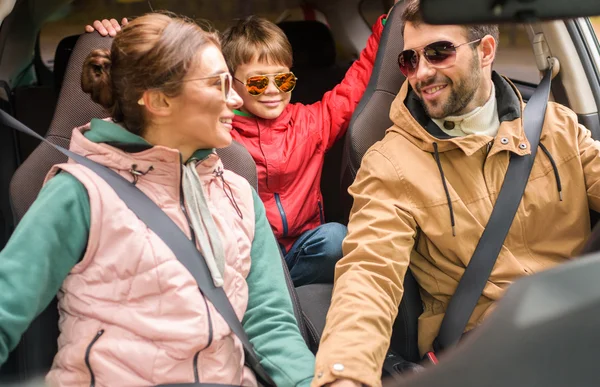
[434,67,554,352]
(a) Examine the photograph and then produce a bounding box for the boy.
[87,10,386,286]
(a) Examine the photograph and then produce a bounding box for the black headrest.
[341,3,407,186]
[11,31,258,224]
[53,34,80,95]
[278,21,336,68]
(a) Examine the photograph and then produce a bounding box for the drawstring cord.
[429,141,562,237]
[129,164,154,185]
[214,168,244,219]
[432,142,456,237]
[539,143,563,201]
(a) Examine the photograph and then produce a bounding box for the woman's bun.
[81,49,114,109]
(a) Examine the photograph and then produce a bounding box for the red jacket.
[232,16,385,252]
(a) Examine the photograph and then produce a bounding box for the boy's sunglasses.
[397,39,482,77]
[234,72,298,96]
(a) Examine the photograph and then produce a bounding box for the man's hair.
[401,0,499,43]
[221,16,293,75]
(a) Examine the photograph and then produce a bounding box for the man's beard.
[416,55,482,119]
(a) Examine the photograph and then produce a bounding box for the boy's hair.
[221,16,293,75]
[401,0,499,44]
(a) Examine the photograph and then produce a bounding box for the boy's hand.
[84,18,128,37]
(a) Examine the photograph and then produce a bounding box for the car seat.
[277,7,349,224]
[296,1,424,363]
[3,31,307,382]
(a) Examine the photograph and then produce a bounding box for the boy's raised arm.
[308,14,386,151]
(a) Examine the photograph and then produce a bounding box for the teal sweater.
[0,119,314,386]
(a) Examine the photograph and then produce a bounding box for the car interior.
[1,0,600,385]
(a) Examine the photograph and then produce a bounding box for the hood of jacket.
[389,72,529,157]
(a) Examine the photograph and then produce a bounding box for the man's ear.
[139,90,172,117]
[479,35,497,68]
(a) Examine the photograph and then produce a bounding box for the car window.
[359,0,386,27]
[39,0,302,70]
[494,24,540,84]
[593,16,600,38]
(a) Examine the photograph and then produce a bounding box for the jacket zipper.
[193,299,214,382]
[256,122,270,189]
[318,200,325,224]
[482,141,494,199]
[85,329,105,387]
[181,161,215,383]
[274,193,288,237]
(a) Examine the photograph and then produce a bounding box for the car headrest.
[10,32,110,223]
[53,34,79,96]
[10,32,257,224]
[339,3,407,220]
[278,20,336,68]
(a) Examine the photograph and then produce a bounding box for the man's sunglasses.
[234,72,298,96]
[397,39,482,77]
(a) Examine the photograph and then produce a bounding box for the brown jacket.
[313,73,600,387]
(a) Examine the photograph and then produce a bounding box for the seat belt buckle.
[423,351,439,365]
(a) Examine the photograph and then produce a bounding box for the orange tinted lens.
[274,73,296,93]
[245,76,269,96]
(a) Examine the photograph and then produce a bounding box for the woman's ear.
[139,90,172,117]
[480,34,497,68]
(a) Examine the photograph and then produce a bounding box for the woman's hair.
[81,13,220,135]
[220,16,293,75]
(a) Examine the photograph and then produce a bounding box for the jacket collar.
[390,72,530,157]
[69,119,221,187]
[233,104,294,137]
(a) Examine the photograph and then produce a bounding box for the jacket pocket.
[85,329,105,387]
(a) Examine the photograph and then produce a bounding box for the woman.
[0,13,314,386]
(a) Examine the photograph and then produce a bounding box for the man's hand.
[84,18,128,37]
[329,380,362,387]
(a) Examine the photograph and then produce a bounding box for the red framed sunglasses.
[398,39,482,77]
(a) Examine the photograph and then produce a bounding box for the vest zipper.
[181,162,214,383]
[274,193,288,237]
[318,200,325,224]
[85,329,105,387]
[193,296,214,382]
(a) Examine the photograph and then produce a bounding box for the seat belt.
[0,112,276,387]
[433,66,554,353]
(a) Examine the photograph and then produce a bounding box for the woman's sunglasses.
[138,72,233,105]
[397,39,482,77]
[234,72,298,96]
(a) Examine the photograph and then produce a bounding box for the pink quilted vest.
[44,125,258,387]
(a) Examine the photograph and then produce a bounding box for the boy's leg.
[284,222,347,286]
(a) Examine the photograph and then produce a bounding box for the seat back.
[4,31,304,382]
[278,20,347,105]
[339,3,423,362]
[278,19,348,223]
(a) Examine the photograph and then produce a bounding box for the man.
[312,1,600,386]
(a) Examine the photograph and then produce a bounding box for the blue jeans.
[282,222,347,287]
